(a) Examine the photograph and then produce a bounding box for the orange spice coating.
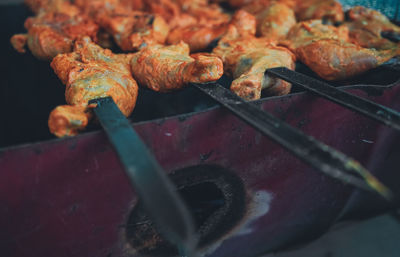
[130,42,223,92]
[167,24,228,53]
[49,37,139,137]
[11,1,99,60]
[283,20,349,50]
[284,20,399,81]
[296,39,380,81]
[294,0,344,23]
[11,0,400,136]
[255,2,296,41]
[146,0,229,29]
[167,10,255,52]
[213,25,295,100]
[73,0,169,51]
[48,105,92,137]
[10,34,28,54]
[98,11,169,51]
[227,0,343,23]
[342,6,400,50]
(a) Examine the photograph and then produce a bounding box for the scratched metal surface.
[1,85,400,257]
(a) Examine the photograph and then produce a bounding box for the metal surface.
[90,97,197,256]
[1,86,400,257]
[267,68,400,132]
[193,83,391,199]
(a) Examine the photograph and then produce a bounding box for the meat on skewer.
[98,11,169,51]
[147,0,229,29]
[167,9,255,52]
[213,25,295,100]
[214,0,343,24]
[10,0,400,138]
[11,0,98,60]
[130,42,223,92]
[342,6,400,50]
[282,20,400,81]
[74,0,170,51]
[293,0,344,24]
[253,2,296,40]
[49,37,138,137]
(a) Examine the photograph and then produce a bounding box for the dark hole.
[125,165,246,257]
[179,182,225,228]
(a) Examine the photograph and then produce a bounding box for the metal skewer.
[90,97,197,256]
[267,67,400,132]
[193,82,393,200]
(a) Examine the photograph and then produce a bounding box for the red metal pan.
[1,83,400,257]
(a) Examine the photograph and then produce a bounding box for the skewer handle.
[90,97,197,256]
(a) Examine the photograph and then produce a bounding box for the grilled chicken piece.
[294,0,344,23]
[147,0,229,29]
[183,2,230,26]
[283,20,399,81]
[225,0,342,23]
[255,2,296,40]
[49,37,138,137]
[283,20,349,49]
[74,0,145,15]
[167,10,255,52]
[145,0,192,28]
[11,1,98,60]
[74,0,169,51]
[342,6,400,50]
[130,42,223,92]
[220,1,295,41]
[213,25,295,100]
[98,11,169,51]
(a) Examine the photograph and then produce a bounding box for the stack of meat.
[11,0,400,137]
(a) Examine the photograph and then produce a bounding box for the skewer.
[192,82,393,200]
[267,67,400,132]
[90,97,197,257]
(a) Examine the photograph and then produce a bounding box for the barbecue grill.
[1,2,400,257]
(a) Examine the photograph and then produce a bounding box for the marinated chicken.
[10,0,400,137]
[283,20,399,80]
[11,0,98,60]
[73,0,170,51]
[167,9,255,52]
[98,11,169,51]
[293,0,344,23]
[130,42,223,92]
[213,25,295,100]
[217,0,343,23]
[342,6,400,50]
[254,2,296,40]
[147,0,229,29]
[49,37,138,137]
